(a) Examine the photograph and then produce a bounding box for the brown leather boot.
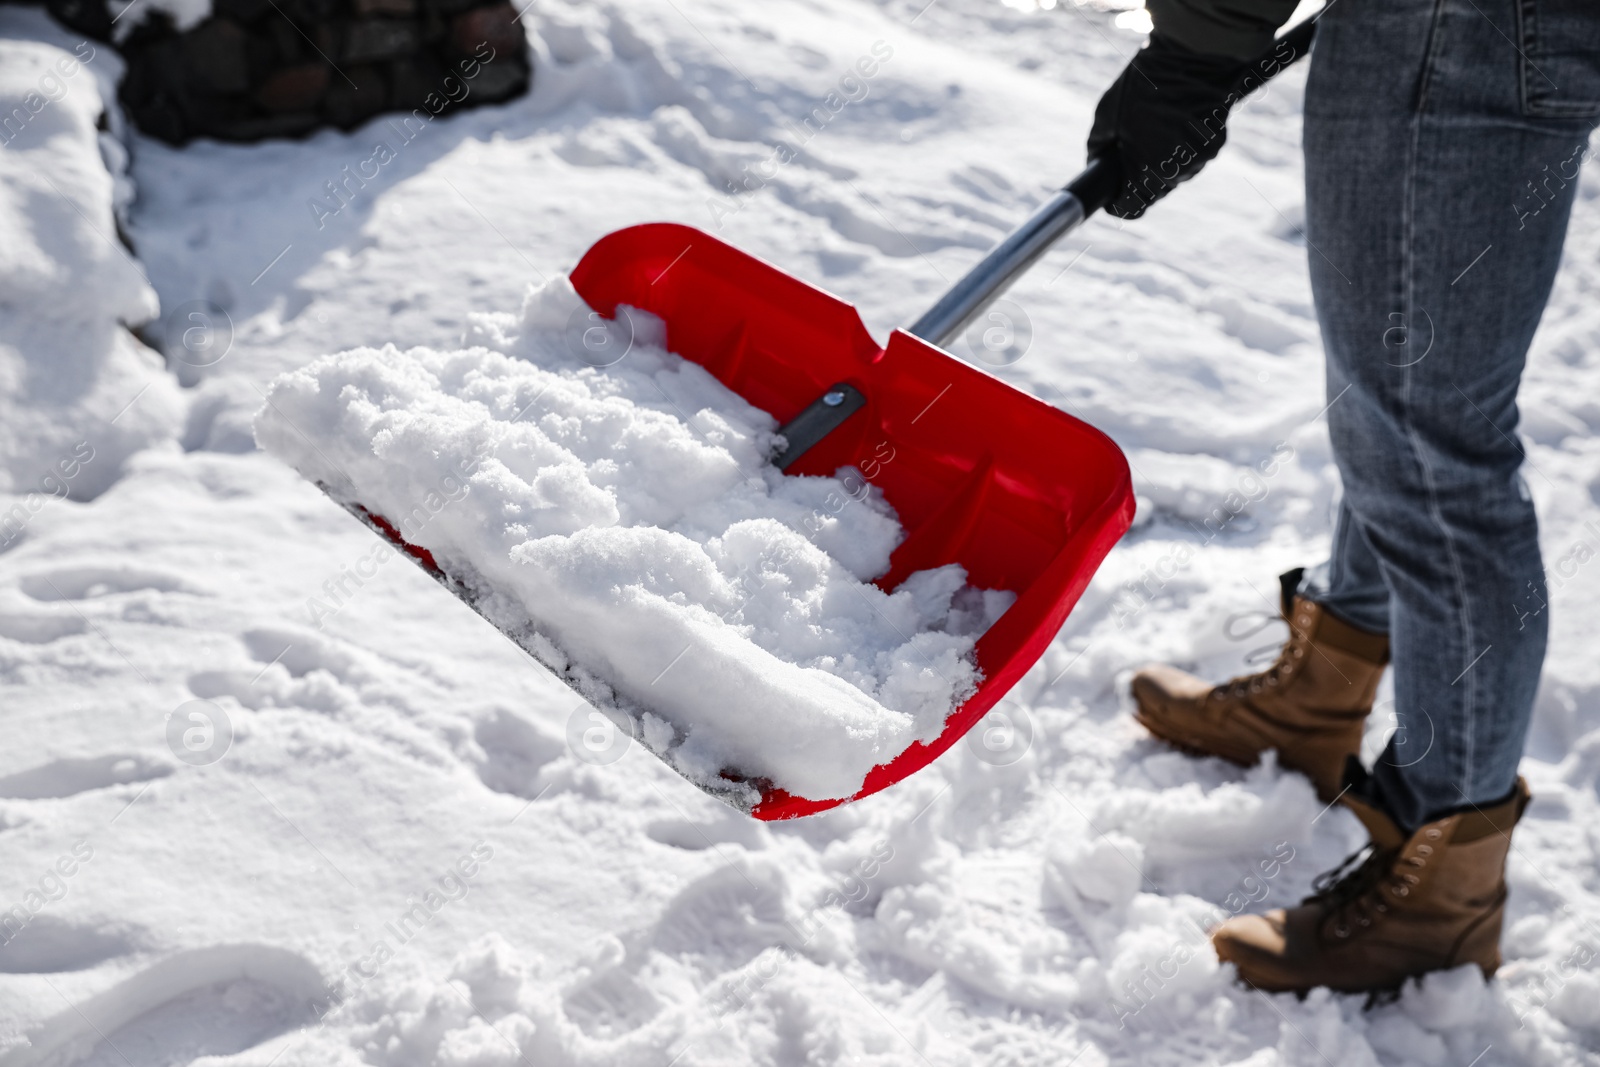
[1212,778,1530,995]
[1130,572,1389,801]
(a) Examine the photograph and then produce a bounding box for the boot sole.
[1133,707,1260,769]
[1217,942,1409,1004]
[1133,706,1351,803]
[1226,972,1403,1008]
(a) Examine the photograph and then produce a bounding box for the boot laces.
[1224,610,1289,668]
[1215,613,1308,700]
[1306,843,1398,936]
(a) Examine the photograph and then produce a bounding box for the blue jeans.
[1296,0,1600,830]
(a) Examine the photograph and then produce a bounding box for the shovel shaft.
[906,156,1115,348]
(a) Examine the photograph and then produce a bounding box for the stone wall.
[40,0,530,143]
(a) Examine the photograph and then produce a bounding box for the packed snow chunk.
[1046,830,1144,906]
[255,278,1013,803]
[0,32,181,504]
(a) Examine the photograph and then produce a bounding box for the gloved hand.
[1087,32,1250,219]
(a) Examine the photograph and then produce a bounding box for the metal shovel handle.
[906,158,1117,347]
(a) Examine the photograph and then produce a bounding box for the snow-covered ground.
[3,0,1600,1064]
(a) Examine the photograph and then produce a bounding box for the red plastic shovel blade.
[348,224,1132,819]
[567,223,1135,820]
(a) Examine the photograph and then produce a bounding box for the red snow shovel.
[347,161,1130,820]
[347,22,1315,819]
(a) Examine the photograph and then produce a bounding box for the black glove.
[1087,32,1250,219]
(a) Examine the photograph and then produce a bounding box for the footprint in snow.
[241,627,364,681]
[0,917,141,975]
[646,809,769,852]
[185,628,371,715]
[8,944,325,1067]
[0,755,172,801]
[18,566,198,602]
[473,708,565,800]
[0,610,87,644]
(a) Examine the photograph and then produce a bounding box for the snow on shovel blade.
[344,224,1134,820]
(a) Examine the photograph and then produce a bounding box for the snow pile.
[255,277,1011,802]
[0,28,180,510]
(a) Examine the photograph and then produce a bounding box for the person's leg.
[1127,0,1597,811]
[1302,0,1599,832]
[1298,497,1390,636]
[1211,0,1599,993]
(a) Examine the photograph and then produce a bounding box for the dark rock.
[125,89,189,143]
[344,18,419,63]
[324,64,389,127]
[119,9,180,48]
[175,90,255,135]
[386,52,447,109]
[119,38,182,109]
[120,35,205,144]
[267,18,305,63]
[415,8,447,45]
[253,62,330,111]
[244,29,280,83]
[215,110,323,140]
[46,0,113,40]
[448,2,521,60]
[277,0,337,24]
[466,51,526,102]
[353,0,415,16]
[180,20,251,95]
[212,0,272,23]
[98,0,534,144]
